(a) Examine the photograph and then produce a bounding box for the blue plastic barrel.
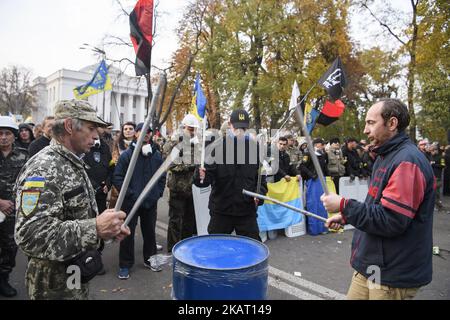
[172,234,269,300]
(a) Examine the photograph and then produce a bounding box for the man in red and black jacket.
[321,98,435,300]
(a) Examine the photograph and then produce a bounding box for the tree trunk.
[407,0,419,142]
[250,75,261,130]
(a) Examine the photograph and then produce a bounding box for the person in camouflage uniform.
[326,137,346,194]
[285,134,302,172]
[14,100,130,300]
[0,116,28,297]
[163,114,202,252]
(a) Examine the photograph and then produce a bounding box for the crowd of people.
[274,132,450,209]
[0,97,449,300]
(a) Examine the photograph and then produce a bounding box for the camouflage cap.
[54,99,108,126]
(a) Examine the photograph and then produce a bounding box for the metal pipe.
[293,102,329,195]
[242,189,327,223]
[113,74,166,213]
[123,145,180,227]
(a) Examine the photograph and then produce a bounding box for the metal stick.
[256,133,266,196]
[113,74,166,213]
[200,113,207,184]
[242,189,327,223]
[272,84,316,141]
[123,145,180,227]
[293,100,329,195]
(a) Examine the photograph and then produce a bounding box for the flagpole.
[102,74,166,244]
[273,83,316,142]
[200,112,207,184]
[294,102,329,195]
[243,189,327,223]
[145,0,154,121]
[102,54,107,120]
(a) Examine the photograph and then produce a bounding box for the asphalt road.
[4,192,450,300]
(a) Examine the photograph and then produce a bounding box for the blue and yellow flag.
[257,179,303,232]
[305,176,337,235]
[189,74,207,121]
[73,60,112,99]
[304,103,319,134]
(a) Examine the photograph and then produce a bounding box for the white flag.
[288,81,300,111]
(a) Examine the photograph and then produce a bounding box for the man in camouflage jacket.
[163,115,202,252]
[14,100,129,300]
[0,116,28,297]
[285,134,302,171]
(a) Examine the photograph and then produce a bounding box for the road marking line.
[268,276,323,300]
[269,266,346,300]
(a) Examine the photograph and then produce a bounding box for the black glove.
[349,174,355,182]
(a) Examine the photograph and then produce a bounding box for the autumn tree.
[355,0,427,142]
[415,0,450,144]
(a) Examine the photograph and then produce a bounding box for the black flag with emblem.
[317,57,347,100]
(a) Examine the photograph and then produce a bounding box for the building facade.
[32,64,149,130]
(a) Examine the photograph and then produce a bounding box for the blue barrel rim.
[172,234,270,271]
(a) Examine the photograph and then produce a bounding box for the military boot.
[0,275,17,297]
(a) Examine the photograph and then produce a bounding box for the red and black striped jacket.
[342,132,435,288]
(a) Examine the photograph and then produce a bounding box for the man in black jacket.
[16,123,34,150]
[28,116,55,157]
[299,138,329,181]
[429,143,445,211]
[83,135,113,213]
[342,137,362,182]
[444,145,450,196]
[273,136,298,182]
[113,123,165,278]
[195,109,267,241]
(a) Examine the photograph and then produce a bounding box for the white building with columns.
[32,64,149,130]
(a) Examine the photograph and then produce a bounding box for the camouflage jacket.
[15,140,99,299]
[163,134,202,194]
[0,146,28,202]
[286,145,302,168]
[326,148,346,177]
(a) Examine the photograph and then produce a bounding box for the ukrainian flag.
[24,176,46,189]
[305,176,337,235]
[304,103,319,134]
[189,74,207,121]
[257,179,303,232]
[73,60,112,99]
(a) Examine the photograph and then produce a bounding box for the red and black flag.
[316,99,346,126]
[317,57,347,100]
[130,0,154,76]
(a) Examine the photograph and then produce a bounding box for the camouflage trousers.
[167,191,196,253]
[0,216,17,277]
[26,257,89,300]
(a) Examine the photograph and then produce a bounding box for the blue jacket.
[342,132,434,288]
[113,142,166,209]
